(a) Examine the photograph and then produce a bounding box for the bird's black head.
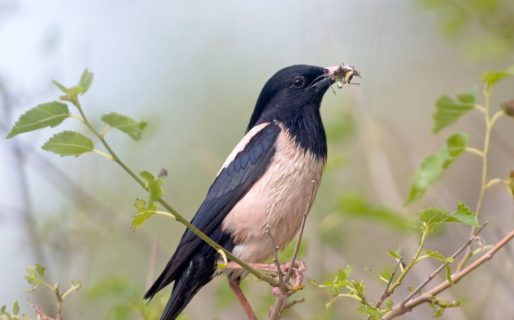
[247,64,335,131]
[246,64,342,158]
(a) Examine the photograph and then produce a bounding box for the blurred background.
[1,0,513,319]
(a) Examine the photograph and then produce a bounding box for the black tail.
[159,251,217,320]
[146,228,235,320]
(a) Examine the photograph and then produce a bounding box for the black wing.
[145,123,281,298]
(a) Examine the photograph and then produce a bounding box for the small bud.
[158,168,168,178]
[501,100,514,117]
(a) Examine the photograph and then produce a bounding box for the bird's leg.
[228,278,257,320]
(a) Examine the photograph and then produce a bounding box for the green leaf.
[25,265,43,289]
[35,263,46,278]
[456,92,475,104]
[101,112,147,140]
[132,199,157,230]
[131,211,156,230]
[139,171,155,182]
[52,80,69,93]
[79,69,94,93]
[7,102,69,138]
[424,249,448,262]
[419,208,458,225]
[406,133,469,203]
[452,202,479,226]
[445,265,454,285]
[483,65,514,89]
[358,305,382,320]
[149,179,163,203]
[12,301,19,315]
[446,133,468,158]
[134,198,146,212]
[419,203,478,230]
[387,249,401,260]
[432,95,475,133]
[42,131,94,157]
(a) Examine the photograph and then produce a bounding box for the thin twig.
[265,225,287,294]
[458,88,492,271]
[400,223,487,306]
[374,257,403,310]
[383,228,514,320]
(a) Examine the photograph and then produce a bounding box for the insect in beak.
[326,63,361,88]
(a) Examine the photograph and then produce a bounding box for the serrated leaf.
[101,112,146,140]
[452,202,479,226]
[419,203,478,230]
[79,69,94,93]
[433,95,474,133]
[406,133,468,204]
[483,65,514,89]
[419,208,458,225]
[7,102,69,138]
[42,131,94,157]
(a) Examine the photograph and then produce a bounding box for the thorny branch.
[400,223,488,306]
[382,228,514,320]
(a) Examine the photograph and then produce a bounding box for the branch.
[383,228,514,320]
[266,225,287,294]
[71,98,278,288]
[373,256,403,311]
[400,223,487,306]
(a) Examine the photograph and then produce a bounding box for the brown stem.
[382,229,514,320]
[400,223,487,306]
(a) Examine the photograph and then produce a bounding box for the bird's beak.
[324,64,360,87]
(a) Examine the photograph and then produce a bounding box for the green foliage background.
[1,1,513,319]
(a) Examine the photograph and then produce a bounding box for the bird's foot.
[226,261,306,294]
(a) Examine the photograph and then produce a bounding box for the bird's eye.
[292,76,306,88]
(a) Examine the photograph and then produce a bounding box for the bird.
[144,64,358,320]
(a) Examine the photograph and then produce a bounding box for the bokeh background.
[1,0,513,319]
